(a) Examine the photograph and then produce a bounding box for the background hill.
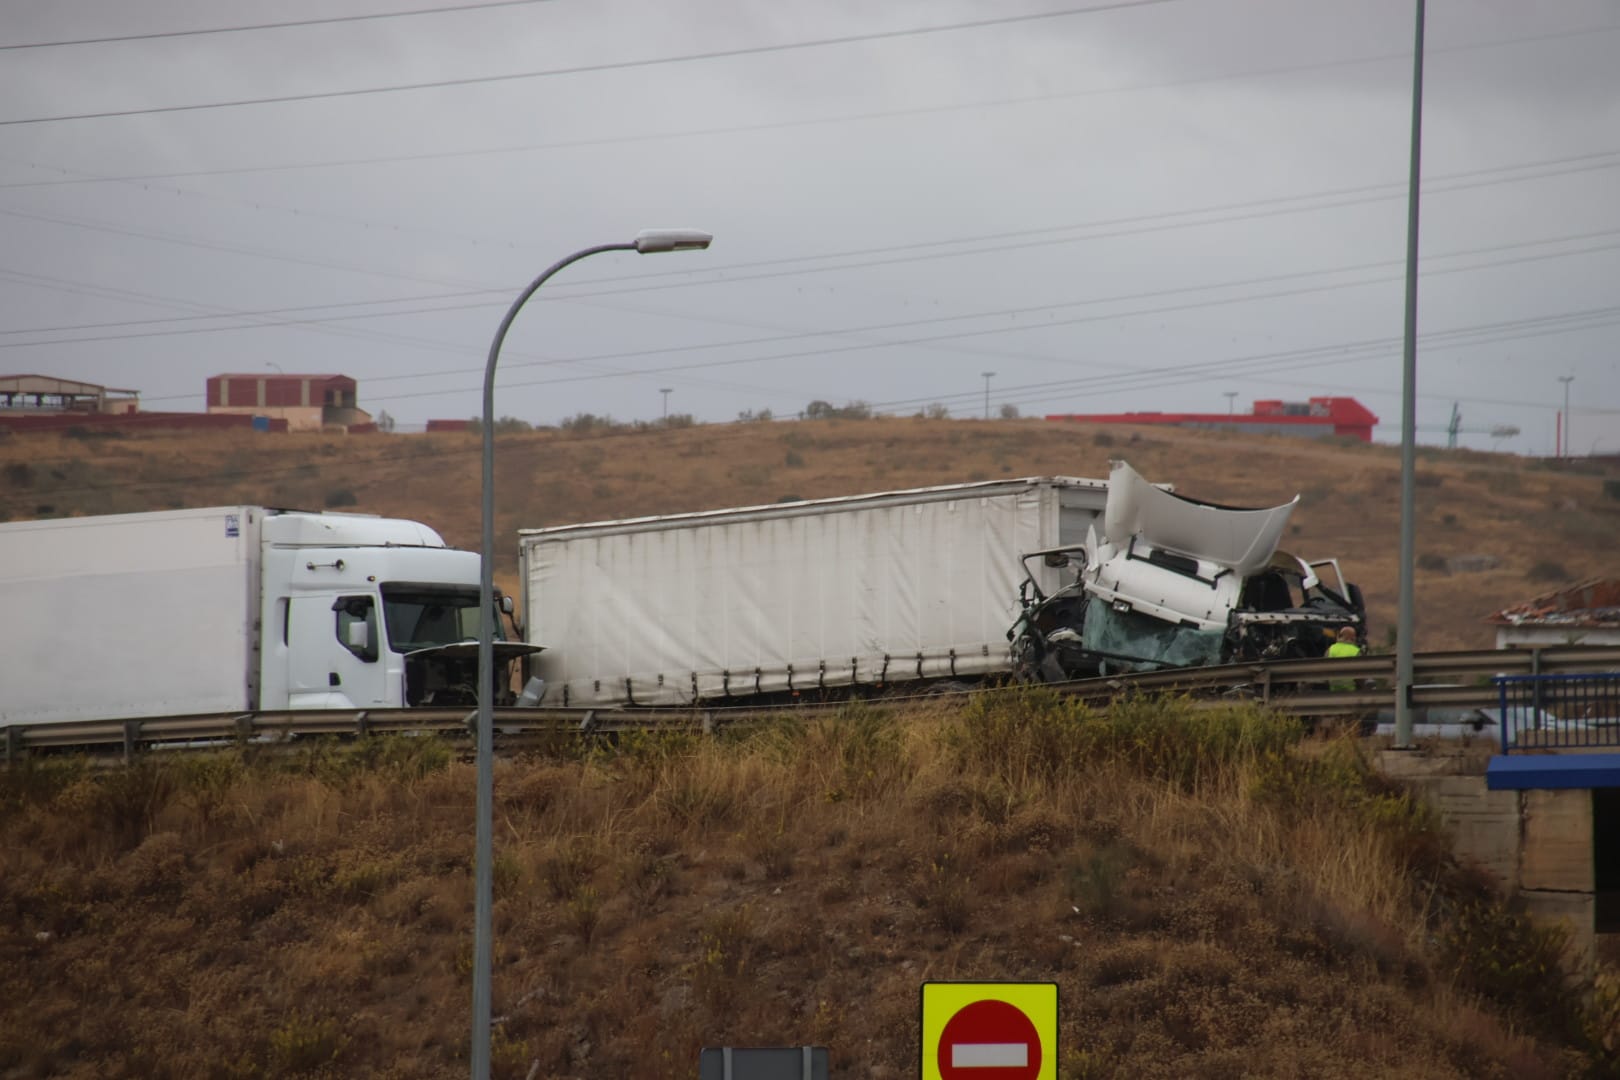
[3,417,1616,651]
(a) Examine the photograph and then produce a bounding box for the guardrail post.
[1258,667,1272,705]
[355,710,370,738]
[122,721,141,763]
[4,726,19,765]
[234,714,255,744]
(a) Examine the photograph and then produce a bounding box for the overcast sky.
[3,0,1617,452]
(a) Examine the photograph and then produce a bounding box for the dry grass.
[2,420,1615,648]
[3,698,1615,1078]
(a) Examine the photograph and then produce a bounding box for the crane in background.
[1438,402,1520,450]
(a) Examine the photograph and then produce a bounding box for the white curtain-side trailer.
[0,506,531,727]
[517,477,1110,707]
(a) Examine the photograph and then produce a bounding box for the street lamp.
[1223,391,1237,415]
[660,387,673,421]
[1394,0,1426,750]
[982,371,996,419]
[473,228,712,1080]
[1558,375,1574,459]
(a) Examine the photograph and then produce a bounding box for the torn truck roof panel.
[1099,459,1297,577]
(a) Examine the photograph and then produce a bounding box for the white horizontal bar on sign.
[951,1043,1029,1068]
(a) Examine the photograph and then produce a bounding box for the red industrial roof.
[1488,579,1620,628]
[1046,396,1378,441]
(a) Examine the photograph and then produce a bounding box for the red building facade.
[1046,396,1378,443]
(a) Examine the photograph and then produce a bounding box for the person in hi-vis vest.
[1327,626,1361,691]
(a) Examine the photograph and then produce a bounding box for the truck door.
[286,593,387,707]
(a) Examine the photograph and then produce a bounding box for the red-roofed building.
[207,373,370,432]
[1046,396,1378,443]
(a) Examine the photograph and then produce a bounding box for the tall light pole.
[982,371,996,419]
[660,387,673,421]
[1394,0,1426,751]
[474,228,711,1080]
[1223,391,1237,415]
[1558,375,1574,459]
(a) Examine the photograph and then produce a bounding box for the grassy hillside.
[2,418,1616,651]
[3,697,1617,1077]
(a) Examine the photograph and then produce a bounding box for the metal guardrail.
[5,646,1620,761]
[1496,672,1620,753]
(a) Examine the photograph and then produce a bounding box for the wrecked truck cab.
[1008,460,1366,680]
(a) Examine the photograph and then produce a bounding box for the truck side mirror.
[500,595,514,616]
[347,620,371,652]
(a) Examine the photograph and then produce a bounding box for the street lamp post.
[660,387,673,421]
[1394,0,1426,751]
[1558,375,1574,459]
[982,371,996,420]
[473,228,712,1080]
[1223,391,1237,415]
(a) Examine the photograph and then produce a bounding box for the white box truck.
[0,506,537,727]
[517,477,1112,707]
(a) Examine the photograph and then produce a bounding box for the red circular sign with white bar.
[936,998,1042,1079]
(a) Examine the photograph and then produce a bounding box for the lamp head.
[634,229,713,254]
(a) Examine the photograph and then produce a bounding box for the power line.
[4,20,1614,185]
[910,306,1620,416]
[6,144,1619,351]
[0,0,555,51]
[10,214,1620,427]
[0,1,1183,127]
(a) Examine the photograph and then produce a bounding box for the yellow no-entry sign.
[920,982,1057,1080]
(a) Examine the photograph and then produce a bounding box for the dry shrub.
[177,753,244,826]
[1063,839,1139,924]
[540,836,598,901]
[617,847,677,912]
[742,820,795,881]
[268,1010,349,1074]
[691,906,756,1011]
[950,688,1299,792]
[0,755,87,821]
[564,886,601,943]
[908,851,974,934]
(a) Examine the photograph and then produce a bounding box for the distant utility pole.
[1558,375,1573,458]
[1223,391,1237,415]
[981,371,995,419]
[660,387,672,421]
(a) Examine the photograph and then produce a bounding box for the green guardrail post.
[122,721,141,764]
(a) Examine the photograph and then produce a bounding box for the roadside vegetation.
[3,694,1616,1078]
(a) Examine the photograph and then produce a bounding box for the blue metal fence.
[1495,673,1620,752]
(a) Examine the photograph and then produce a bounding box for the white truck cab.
[0,506,535,727]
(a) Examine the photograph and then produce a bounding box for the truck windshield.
[1081,601,1224,672]
[380,583,495,652]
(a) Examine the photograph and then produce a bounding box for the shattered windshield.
[380,583,495,652]
[1081,601,1224,672]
